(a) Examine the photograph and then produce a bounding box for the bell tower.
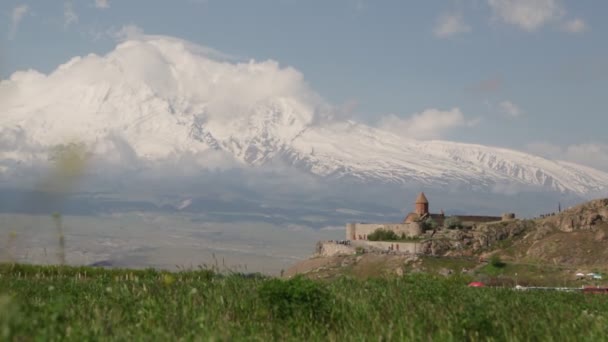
[415,192,429,215]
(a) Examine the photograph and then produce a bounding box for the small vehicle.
[468,282,485,287]
[582,286,608,294]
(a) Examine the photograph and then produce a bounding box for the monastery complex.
[346,192,514,241]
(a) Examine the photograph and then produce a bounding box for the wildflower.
[190,288,198,295]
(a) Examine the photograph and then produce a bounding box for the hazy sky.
[2,0,607,171]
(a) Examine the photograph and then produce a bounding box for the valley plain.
[0,212,341,275]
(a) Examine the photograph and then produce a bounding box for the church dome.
[415,192,429,204]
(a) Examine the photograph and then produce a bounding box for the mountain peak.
[1,37,608,196]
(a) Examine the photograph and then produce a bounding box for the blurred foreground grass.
[1,263,608,341]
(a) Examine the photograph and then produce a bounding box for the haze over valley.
[1,1,607,273]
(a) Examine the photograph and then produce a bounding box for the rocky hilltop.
[411,198,608,261]
[541,198,608,232]
[286,198,608,281]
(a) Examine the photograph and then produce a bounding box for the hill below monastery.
[286,198,608,285]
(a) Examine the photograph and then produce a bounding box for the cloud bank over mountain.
[0,35,323,170]
[1,34,608,205]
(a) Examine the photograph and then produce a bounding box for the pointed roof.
[415,192,429,204]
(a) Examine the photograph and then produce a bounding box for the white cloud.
[378,108,476,140]
[95,0,110,9]
[526,142,562,157]
[488,0,564,31]
[562,18,587,33]
[8,4,29,40]
[498,100,523,118]
[104,25,238,61]
[86,24,144,43]
[0,34,325,169]
[433,13,471,38]
[109,24,145,41]
[64,2,79,28]
[527,142,608,172]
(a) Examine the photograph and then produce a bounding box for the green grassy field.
[1,263,608,341]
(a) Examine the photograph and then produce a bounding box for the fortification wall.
[352,240,418,253]
[315,240,419,257]
[502,213,516,220]
[455,215,502,224]
[315,241,357,257]
[346,222,423,240]
[346,223,356,240]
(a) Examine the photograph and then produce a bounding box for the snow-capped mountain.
[1,36,608,196]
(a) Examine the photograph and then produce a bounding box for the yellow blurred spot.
[42,142,90,193]
[51,142,88,175]
[162,274,176,286]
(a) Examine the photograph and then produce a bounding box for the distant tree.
[444,216,463,229]
[368,229,399,241]
[422,218,438,231]
[490,254,506,268]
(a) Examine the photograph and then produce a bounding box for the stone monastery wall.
[315,241,357,257]
[346,222,423,240]
[315,240,419,257]
[352,240,418,253]
[456,215,502,224]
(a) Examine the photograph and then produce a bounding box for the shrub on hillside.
[367,229,399,241]
[490,254,506,268]
[444,216,463,229]
[422,218,438,231]
[257,276,333,322]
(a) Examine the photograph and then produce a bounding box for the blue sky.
[2,0,608,171]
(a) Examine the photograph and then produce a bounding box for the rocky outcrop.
[474,220,531,248]
[419,239,453,256]
[541,199,608,232]
[417,220,532,256]
[421,198,608,257]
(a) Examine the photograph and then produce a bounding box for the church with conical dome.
[345,192,509,241]
[403,192,433,223]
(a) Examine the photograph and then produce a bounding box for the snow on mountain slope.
[286,122,608,194]
[1,35,607,196]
